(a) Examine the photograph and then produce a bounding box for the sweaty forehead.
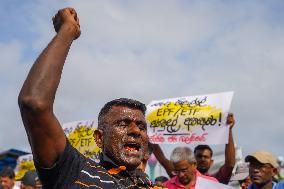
[104,105,145,121]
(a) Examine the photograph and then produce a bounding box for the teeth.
[125,146,138,152]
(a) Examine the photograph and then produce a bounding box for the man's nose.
[128,122,141,138]
[178,171,186,177]
[250,167,260,174]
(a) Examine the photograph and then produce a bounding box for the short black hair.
[0,167,15,179]
[98,98,146,129]
[194,145,213,157]
[155,176,168,183]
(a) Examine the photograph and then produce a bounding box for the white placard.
[146,91,233,145]
[196,177,235,189]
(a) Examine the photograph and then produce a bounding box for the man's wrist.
[57,23,79,40]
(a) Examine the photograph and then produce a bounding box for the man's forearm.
[214,129,235,184]
[151,144,174,177]
[224,129,235,169]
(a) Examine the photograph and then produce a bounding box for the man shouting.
[18,8,154,189]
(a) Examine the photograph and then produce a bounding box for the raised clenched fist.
[52,7,81,40]
[226,113,235,129]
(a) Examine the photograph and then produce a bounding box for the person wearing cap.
[245,150,279,189]
[20,171,41,189]
[230,162,251,189]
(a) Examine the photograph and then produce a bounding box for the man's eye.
[117,120,129,127]
[138,123,147,131]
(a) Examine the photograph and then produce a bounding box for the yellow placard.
[15,154,35,180]
[147,102,222,133]
[64,120,101,160]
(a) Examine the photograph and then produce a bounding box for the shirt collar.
[170,176,185,188]
[100,152,140,176]
[100,152,118,166]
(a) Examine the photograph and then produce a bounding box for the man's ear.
[94,129,103,148]
[272,167,278,177]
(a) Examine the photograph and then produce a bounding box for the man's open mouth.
[124,143,141,152]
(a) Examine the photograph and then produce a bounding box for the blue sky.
[1,0,283,162]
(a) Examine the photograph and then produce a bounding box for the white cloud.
[0,41,30,151]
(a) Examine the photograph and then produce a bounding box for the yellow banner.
[63,120,101,160]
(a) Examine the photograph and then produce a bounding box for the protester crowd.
[149,144,284,189]
[1,6,283,189]
[0,167,42,189]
